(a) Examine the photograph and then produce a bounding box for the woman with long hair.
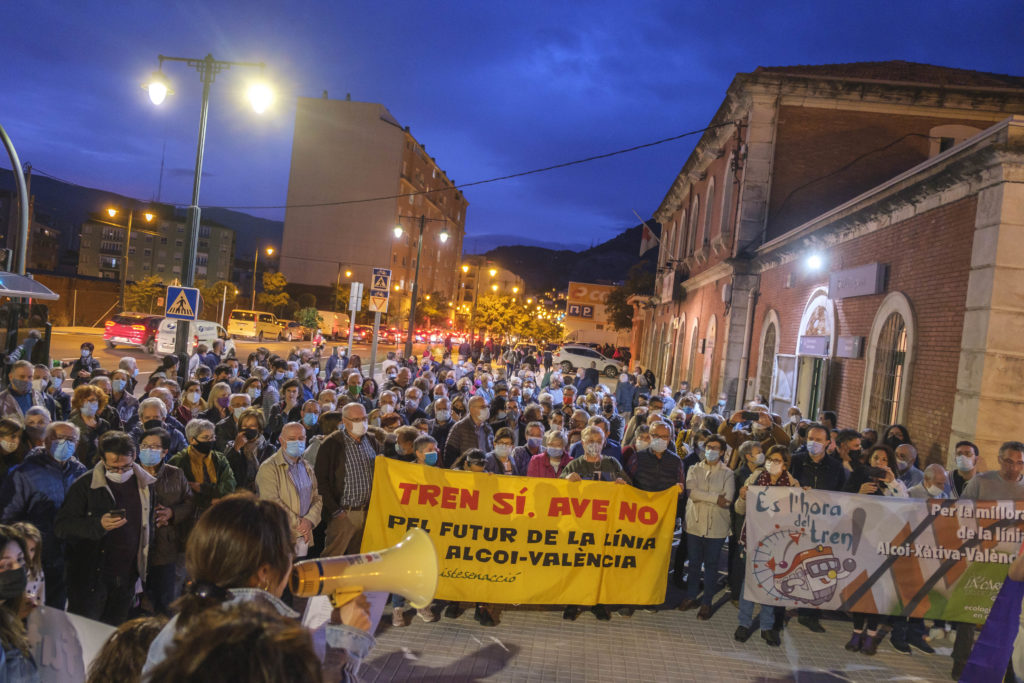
[142,493,373,680]
[175,380,206,425]
[0,524,37,681]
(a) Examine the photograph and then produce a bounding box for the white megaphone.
[290,528,438,609]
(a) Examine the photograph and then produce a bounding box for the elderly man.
[400,387,427,424]
[908,463,952,499]
[0,360,47,419]
[214,393,253,451]
[443,395,494,467]
[895,443,925,489]
[720,406,790,454]
[148,387,188,436]
[561,426,631,484]
[514,421,546,465]
[108,368,140,432]
[132,397,188,454]
[315,402,379,556]
[568,416,623,463]
[430,397,456,464]
[256,422,322,559]
[0,421,87,608]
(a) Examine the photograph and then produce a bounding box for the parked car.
[104,313,163,354]
[157,319,236,357]
[551,344,623,377]
[316,310,351,340]
[352,324,374,343]
[227,310,282,341]
[280,320,308,342]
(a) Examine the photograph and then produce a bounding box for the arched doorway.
[702,315,717,394]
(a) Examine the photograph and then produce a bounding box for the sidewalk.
[51,326,104,335]
[362,584,954,682]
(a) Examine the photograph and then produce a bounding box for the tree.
[124,276,165,314]
[414,292,446,327]
[257,271,292,317]
[475,294,531,343]
[295,307,323,330]
[605,263,655,330]
[197,280,236,322]
[297,293,317,310]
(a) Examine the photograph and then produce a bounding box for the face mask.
[380,404,395,415]
[636,439,651,451]
[847,449,863,463]
[112,379,126,393]
[284,440,304,460]
[106,468,134,484]
[718,400,726,407]
[81,401,99,418]
[496,411,507,420]
[765,461,783,476]
[81,349,91,358]
[650,438,670,453]
[231,367,239,377]
[387,373,397,381]
[285,371,295,380]
[545,446,563,459]
[233,407,247,421]
[807,441,825,457]
[51,439,75,462]
[348,420,368,437]
[247,388,261,401]
[187,391,201,404]
[583,442,602,457]
[192,441,214,455]
[955,455,974,472]
[495,444,512,459]
[243,428,260,441]
[139,448,163,467]
[132,368,139,377]
[754,452,765,466]
[348,385,360,396]
[303,413,318,427]
[0,566,27,601]
[705,449,721,463]
[527,437,543,451]
[682,406,693,415]
[31,379,45,393]
[216,396,230,409]
[474,408,490,422]
[896,459,909,472]
[925,484,944,497]
[435,410,450,423]
[321,402,336,413]
[0,439,17,454]
[445,378,455,387]
[424,451,438,466]
[274,372,285,381]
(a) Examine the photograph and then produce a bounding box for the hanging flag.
[639,221,660,256]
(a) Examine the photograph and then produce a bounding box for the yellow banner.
[361,458,677,605]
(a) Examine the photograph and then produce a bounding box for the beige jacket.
[685,460,735,539]
[255,451,323,542]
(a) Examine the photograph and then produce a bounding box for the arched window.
[758,321,777,401]
[866,314,907,432]
[860,293,916,432]
[702,315,717,393]
[702,178,715,247]
[686,320,700,388]
[687,196,700,255]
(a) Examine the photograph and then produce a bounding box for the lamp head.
[266,247,275,256]
[461,264,469,273]
[489,268,497,277]
[106,208,118,218]
[143,212,155,222]
[393,226,404,239]
[143,70,172,106]
[247,81,275,114]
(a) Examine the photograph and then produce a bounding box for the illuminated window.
[866,313,907,433]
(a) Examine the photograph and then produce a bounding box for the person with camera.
[841,443,908,655]
[55,430,156,625]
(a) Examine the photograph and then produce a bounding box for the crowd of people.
[0,338,1014,681]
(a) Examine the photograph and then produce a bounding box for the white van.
[227,310,282,341]
[316,310,351,340]
[157,319,236,357]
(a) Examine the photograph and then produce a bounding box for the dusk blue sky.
[3,1,1023,250]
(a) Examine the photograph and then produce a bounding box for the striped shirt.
[340,431,376,508]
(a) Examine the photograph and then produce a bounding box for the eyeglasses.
[105,463,134,474]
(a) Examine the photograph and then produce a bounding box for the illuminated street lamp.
[104,206,156,312]
[393,214,449,357]
[252,246,274,308]
[491,284,498,292]
[143,53,272,361]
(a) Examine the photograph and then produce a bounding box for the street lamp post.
[393,214,448,359]
[100,207,156,312]
[252,247,274,309]
[144,54,273,365]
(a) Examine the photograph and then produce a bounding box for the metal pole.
[369,311,382,381]
[0,123,29,274]
[220,283,227,326]
[469,263,481,343]
[120,210,133,312]
[403,214,425,359]
[174,55,214,377]
[251,250,259,308]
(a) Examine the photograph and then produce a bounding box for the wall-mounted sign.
[828,262,887,300]
[567,304,594,319]
[836,335,863,359]
[797,335,829,356]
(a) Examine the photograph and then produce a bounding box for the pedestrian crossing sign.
[165,286,200,320]
[371,267,392,292]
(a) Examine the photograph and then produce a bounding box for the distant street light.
[104,206,155,312]
[252,246,274,308]
[393,214,450,357]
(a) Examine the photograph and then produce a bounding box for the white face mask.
[495,444,512,459]
[474,407,490,422]
[753,452,765,466]
[765,461,783,477]
[649,438,668,453]
[380,404,395,415]
[925,484,944,498]
[106,469,134,484]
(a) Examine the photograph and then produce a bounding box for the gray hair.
[543,429,567,447]
[525,421,545,436]
[139,397,168,419]
[280,421,305,441]
[185,419,216,442]
[580,425,605,443]
[45,421,80,442]
[118,356,137,371]
[25,406,51,423]
[923,463,947,483]
[737,440,762,461]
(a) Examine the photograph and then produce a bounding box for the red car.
[104,313,163,354]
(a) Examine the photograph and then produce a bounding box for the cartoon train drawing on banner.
[750,527,857,606]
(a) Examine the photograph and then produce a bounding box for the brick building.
[631,61,1024,468]
[279,96,467,311]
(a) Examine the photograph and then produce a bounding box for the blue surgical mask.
[527,437,543,451]
[80,401,98,418]
[424,451,438,466]
[139,448,163,467]
[545,446,562,459]
[682,406,693,415]
[51,439,75,463]
[705,449,721,463]
[955,454,974,472]
[112,379,126,393]
[284,440,304,459]
[303,413,318,427]
[444,378,455,387]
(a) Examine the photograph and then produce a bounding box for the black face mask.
[192,441,214,455]
[143,419,163,431]
[847,449,863,463]
[0,565,26,601]
[243,428,260,440]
